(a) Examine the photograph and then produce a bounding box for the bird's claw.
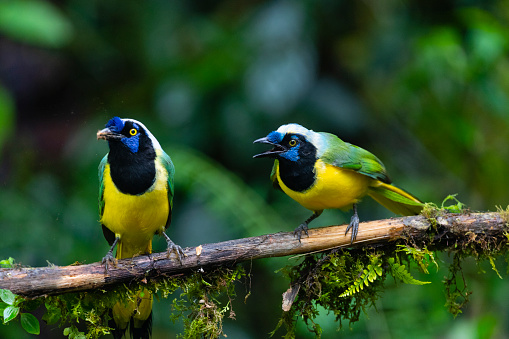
[345,214,360,244]
[293,223,309,243]
[166,239,185,264]
[102,252,117,272]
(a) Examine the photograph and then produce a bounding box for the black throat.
[278,144,317,193]
[107,141,157,195]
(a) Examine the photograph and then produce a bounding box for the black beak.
[97,128,123,141]
[253,137,285,158]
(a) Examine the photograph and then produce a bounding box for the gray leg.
[102,236,119,272]
[345,204,360,244]
[163,232,185,263]
[294,211,322,242]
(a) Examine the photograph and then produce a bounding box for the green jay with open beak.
[254,123,423,243]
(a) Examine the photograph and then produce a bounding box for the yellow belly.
[277,159,372,211]
[100,162,169,258]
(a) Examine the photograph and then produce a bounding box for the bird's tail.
[110,241,153,339]
[110,289,153,339]
[368,181,423,216]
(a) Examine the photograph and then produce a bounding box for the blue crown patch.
[105,117,125,132]
[266,131,283,144]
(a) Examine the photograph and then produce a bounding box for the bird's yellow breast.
[100,161,169,258]
[277,159,372,211]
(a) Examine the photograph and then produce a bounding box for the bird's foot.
[293,223,309,243]
[166,242,185,263]
[345,213,360,244]
[101,252,117,272]
[163,234,185,263]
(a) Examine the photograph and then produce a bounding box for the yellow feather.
[101,161,169,259]
[276,159,422,216]
[368,181,422,216]
[276,159,372,211]
[101,159,170,332]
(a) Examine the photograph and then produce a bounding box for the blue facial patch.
[121,134,140,153]
[280,144,300,162]
[105,117,125,132]
[266,131,283,144]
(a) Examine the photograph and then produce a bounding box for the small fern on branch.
[387,257,430,285]
[340,256,383,297]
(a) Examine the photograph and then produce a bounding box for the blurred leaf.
[460,8,508,67]
[0,257,15,268]
[0,85,14,152]
[0,0,73,47]
[0,302,7,315]
[63,325,86,339]
[416,27,467,85]
[476,314,497,339]
[3,305,19,323]
[0,289,16,306]
[20,313,40,335]
[42,302,61,325]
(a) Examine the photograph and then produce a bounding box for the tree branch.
[0,212,506,298]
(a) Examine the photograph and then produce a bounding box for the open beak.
[253,137,285,158]
[97,128,123,141]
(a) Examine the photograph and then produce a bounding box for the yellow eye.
[129,128,138,136]
[289,139,297,147]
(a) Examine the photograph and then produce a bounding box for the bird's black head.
[98,117,160,194]
[97,117,157,157]
[253,124,318,163]
[253,124,320,192]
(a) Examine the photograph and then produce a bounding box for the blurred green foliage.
[0,0,73,48]
[1,0,509,338]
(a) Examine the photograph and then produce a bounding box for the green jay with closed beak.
[97,117,184,339]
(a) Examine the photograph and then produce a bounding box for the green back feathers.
[98,154,108,218]
[269,159,281,190]
[319,132,391,184]
[317,132,422,215]
[268,132,391,190]
[158,149,175,213]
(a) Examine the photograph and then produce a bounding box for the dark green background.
[0,0,508,338]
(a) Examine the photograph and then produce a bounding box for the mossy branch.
[0,211,506,298]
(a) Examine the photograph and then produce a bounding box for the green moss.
[421,194,467,219]
[496,205,509,229]
[3,196,509,338]
[1,263,245,338]
[443,252,471,317]
[273,246,434,338]
[273,197,509,338]
[167,266,245,339]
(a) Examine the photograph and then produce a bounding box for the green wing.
[269,159,282,190]
[98,154,108,218]
[319,132,391,183]
[158,150,175,229]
